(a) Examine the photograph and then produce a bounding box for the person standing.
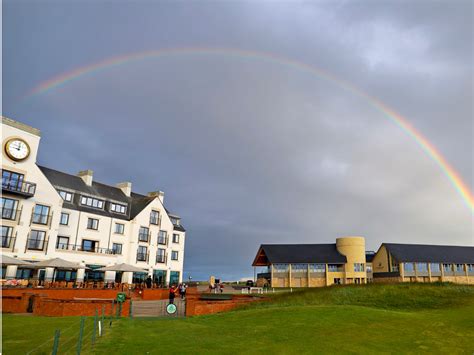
[146,275,152,289]
[169,285,177,304]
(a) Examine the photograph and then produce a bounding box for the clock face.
[5,138,30,161]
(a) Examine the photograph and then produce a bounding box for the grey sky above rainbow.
[4,0,473,279]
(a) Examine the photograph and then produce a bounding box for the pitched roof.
[38,165,183,225]
[253,244,347,266]
[383,243,474,263]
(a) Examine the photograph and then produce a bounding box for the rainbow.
[24,47,474,213]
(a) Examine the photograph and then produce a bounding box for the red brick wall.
[185,294,260,316]
[33,298,130,317]
[1,294,31,313]
[2,288,125,300]
[140,289,168,300]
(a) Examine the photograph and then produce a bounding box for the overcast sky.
[3,0,473,280]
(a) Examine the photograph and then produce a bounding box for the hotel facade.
[253,237,473,287]
[1,117,185,285]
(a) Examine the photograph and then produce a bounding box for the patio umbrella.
[96,263,147,273]
[34,258,86,269]
[1,255,35,267]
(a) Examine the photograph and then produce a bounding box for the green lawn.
[3,283,474,354]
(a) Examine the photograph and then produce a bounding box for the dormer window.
[58,190,73,202]
[170,217,180,226]
[80,196,104,209]
[110,202,127,214]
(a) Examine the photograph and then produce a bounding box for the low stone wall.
[140,288,169,300]
[1,293,32,313]
[1,288,125,300]
[186,294,260,316]
[33,297,130,317]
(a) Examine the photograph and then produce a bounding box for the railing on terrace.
[2,179,36,197]
[1,208,21,221]
[26,238,48,251]
[138,232,151,243]
[136,252,149,263]
[157,236,168,246]
[2,236,16,249]
[156,254,167,264]
[55,243,116,255]
[31,213,52,226]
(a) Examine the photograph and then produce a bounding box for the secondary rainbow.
[24,47,474,213]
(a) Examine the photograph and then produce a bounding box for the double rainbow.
[24,47,474,213]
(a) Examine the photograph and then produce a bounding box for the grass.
[2,283,474,354]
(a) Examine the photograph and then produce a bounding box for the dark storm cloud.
[3,0,472,279]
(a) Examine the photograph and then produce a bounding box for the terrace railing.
[2,179,36,198]
[55,243,116,255]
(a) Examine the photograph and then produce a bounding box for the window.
[156,248,166,263]
[87,218,99,230]
[137,246,148,261]
[58,190,73,202]
[291,264,307,271]
[80,196,104,209]
[172,234,179,243]
[158,230,167,245]
[430,263,441,272]
[28,230,46,250]
[2,170,24,190]
[85,265,105,281]
[115,223,124,234]
[16,268,33,279]
[1,197,18,220]
[169,271,180,285]
[455,264,464,273]
[404,263,414,272]
[153,270,167,286]
[170,217,179,226]
[366,264,373,273]
[32,204,50,225]
[171,251,179,261]
[56,236,69,250]
[60,213,69,225]
[82,239,97,252]
[328,264,343,272]
[110,203,127,214]
[443,264,453,273]
[150,210,160,225]
[354,263,365,272]
[468,264,474,272]
[333,278,342,285]
[273,264,289,272]
[55,270,77,281]
[309,264,325,273]
[138,227,149,242]
[112,243,122,255]
[416,263,428,272]
[1,226,13,248]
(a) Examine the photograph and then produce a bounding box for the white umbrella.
[96,263,147,273]
[1,255,35,267]
[34,257,86,269]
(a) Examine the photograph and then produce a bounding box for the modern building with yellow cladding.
[252,237,473,287]
[253,236,369,287]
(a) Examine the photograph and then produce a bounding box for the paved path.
[132,299,185,317]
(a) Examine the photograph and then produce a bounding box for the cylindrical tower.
[336,236,366,264]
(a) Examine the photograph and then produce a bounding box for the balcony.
[1,208,20,221]
[55,243,116,255]
[31,213,52,226]
[138,232,150,243]
[2,179,36,198]
[136,252,149,263]
[1,236,16,249]
[157,236,168,246]
[156,254,167,264]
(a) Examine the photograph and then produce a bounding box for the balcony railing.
[156,254,167,264]
[138,232,150,243]
[26,238,48,251]
[1,208,20,221]
[31,213,52,226]
[2,179,36,197]
[55,243,116,255]
[1,236,16,249]
[157,236,168,246]
[136,252,149,263]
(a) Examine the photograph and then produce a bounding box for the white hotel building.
[1,117,185,285]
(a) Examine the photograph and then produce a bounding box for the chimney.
[147,190,164,204]
[78,170,93,186]
[116,182,132,197]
